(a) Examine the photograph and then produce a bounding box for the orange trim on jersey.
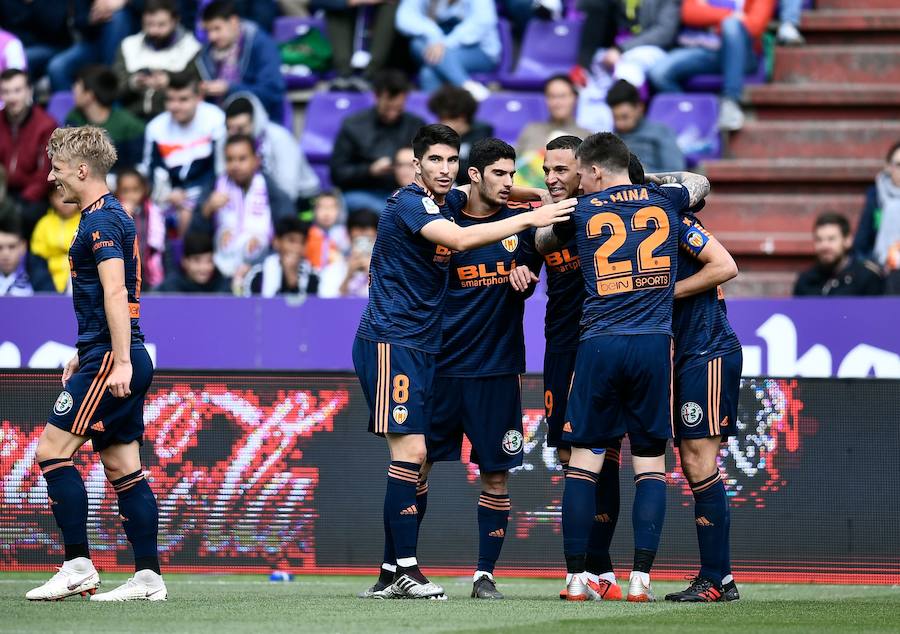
[72,352,113,436]
[40,459,75,474]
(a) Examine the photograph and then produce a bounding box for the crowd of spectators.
[0,0,893,299]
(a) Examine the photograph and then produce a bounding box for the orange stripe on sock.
[566,472,597,484]
[40,460,74,474]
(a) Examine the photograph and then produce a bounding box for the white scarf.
[874,171,900,269]
[213,172,273,276]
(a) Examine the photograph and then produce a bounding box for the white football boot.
[25,557,101,601]
[90,569,167,602]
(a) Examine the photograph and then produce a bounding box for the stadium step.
[746,83,900,121]
[723,270,800,298]
[773,46,900,84]
[702,159,882,194]
[816,0,898,9]
[727,120,900,160]
[800,9,900,45]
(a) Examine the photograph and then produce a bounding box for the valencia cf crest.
[501,235,519,252]
[687,230,705,248]
[392,405,409,425]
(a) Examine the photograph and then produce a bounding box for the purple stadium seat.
[683,56,767,92]
[476,92,548,145]
[300,91,374,163]
[282,97,294,131]
[646,94,721,166]
[47,92,74,125]
[311,162,332,192]
[404,91,437,124]
[500,19,583,90]
[469,19,515,85]
[273,16,329,90]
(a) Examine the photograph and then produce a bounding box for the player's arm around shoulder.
[646,170,711,208]
[674,220,738,300]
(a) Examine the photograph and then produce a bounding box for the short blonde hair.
[47,126,118,177]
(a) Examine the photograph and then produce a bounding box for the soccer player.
[558,132,709,602]
[663,210,742,603]
[26,127,164,602]
[353,124,574,599]
[420,138,544,600]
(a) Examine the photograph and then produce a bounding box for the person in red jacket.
[648,0,775,132]
[0,68,56,238]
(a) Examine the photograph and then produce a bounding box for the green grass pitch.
[3,573,899,633]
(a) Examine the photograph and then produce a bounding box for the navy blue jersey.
[69,194,144,351]
[438,203,543,377]
[356,184,468,354]
[543,236,584,352]
[573,182,690,338]
[673,214,742,371]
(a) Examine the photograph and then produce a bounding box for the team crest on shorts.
[501,235,519,252]
[392,405,409,425]
[54,391,74,415]
[422,197,440,215]
[501,430,524,455]
[681,402,703,427]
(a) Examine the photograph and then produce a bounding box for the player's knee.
[678,439,717,482]
[480,471,508,495]
[35,426,76,464]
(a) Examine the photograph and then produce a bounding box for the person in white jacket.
[223,91,320,205]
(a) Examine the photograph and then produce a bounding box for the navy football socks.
[385,461,422,578]
[112,469,161,574]
[477,492,510,574]
[39,459,90,561]
[632,472,666,573]
[691,472,728,585]
[562,467,598,573]
[586,447,620,576]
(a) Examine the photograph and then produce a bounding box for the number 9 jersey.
[573,183,690,339]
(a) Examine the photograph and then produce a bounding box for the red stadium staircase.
[701,0,900,296]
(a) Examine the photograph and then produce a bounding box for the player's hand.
[107,361,132,398]
[62,355,79,387]
[509,265,539,292]
[529,197,576,227]
[425,42,446,65]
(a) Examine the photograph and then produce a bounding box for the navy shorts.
[352,336,435,436]
[427,374,524,472]
[675,349,743,443]
[48,345,153,452]
[563,334,673,449]
[544,348,577,449]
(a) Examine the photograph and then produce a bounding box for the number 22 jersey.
[572,182,690,338]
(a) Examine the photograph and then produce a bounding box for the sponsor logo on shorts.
[392,405,408,425]
[501,430,523,455]
[681,402,703,427]
[53,391,74,415]
[501,234,518,252]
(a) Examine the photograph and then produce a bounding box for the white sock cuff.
[396,557,417,568]
[473,571,494,582]
[381,563,397,573]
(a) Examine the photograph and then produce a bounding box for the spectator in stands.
[305,190,349,271]
[330,70,425,213]
[318,0,398,92]
[116,167,166,288]
[114,0,202,121]
[776,0,805,46]
[648,0,775,132]
[194,134,294,277]
[242,216,319,298]
[0,69,55,238]
[855,142,900,277]
[319,208,378,298]
[427,85,493,185]
[0,28,26,72]
[396,0,499,101]
[393,146,417,188]
[197,0,286,122]
[516,75,592,156]
[503,0,563,38]
[606,79,684,173]
[46,0,137,91]
[66,65,146,169]
[794,212,884,297]
[142,70,226,234]
[0,212,33,296]
[156,230,231,293]
[28,187,80,293]
[224,92,320,206]
[0,0,71,81]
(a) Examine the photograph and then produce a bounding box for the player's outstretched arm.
[98,258,134,398]
[674,234,738,300]
[420,198,576,252]
[646,171,711,207]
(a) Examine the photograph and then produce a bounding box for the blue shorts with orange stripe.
[563,334,674,449]
[674,349,742,442]
[543,348,577,450]
[47,344,153,452]
[352,336,435,436]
